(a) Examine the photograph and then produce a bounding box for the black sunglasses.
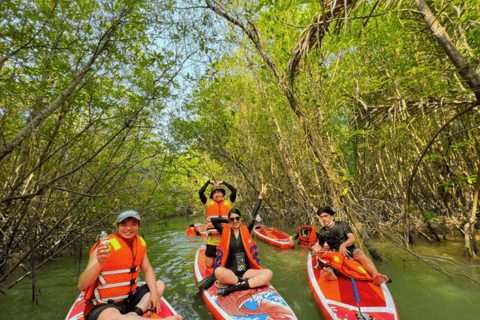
[229,216,241,222]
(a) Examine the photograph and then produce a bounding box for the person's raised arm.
[78,242,110,290]
[218,181,237,203]
[248,184,267,233]
[247,219,256,233]
[211,216,228,234]
[198,180,214,205]
[251,184,267,215]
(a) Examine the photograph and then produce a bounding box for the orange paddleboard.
[65,282,177,320]
[307,252,400,320]
[253,225,295,249]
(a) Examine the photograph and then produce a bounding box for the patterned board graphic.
[194,245,298,320]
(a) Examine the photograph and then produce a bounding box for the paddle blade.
[196,274,215,290]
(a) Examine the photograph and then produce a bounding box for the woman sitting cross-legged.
[211,185,272,296]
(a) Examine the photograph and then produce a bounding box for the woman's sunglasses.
[229,216,241,222]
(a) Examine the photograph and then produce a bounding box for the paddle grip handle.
[351,278,360,305]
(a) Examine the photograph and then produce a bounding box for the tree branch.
[0,4,130,162]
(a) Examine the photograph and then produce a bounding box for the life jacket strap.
[100,266,139,276]
[91,291,130,305]
[98,267,139,285]
[98,278,138,290]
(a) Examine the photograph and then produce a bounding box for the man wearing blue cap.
[78,210,182,320]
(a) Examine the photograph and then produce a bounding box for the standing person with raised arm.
[78,211,182,320]
[198,180,237,268]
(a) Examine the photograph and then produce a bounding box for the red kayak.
[307,252,399,320]
[253,225,295,249]
[65,283,178,320]
[194,245,297,320]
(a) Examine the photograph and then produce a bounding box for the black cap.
[316,206,336,216]
[209,186,226,199]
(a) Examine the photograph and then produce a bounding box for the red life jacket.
[84,234,147,305]
[319,252,373,281]
[298,226,317,246]
[205,199,232,234]
[214,225,262,270]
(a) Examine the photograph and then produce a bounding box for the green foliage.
[440,175,477,191]
[171,0,480,232]
[421,211,438,222]
[0,0,220,283]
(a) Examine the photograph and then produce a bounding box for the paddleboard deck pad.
[194,245,298,320]
[253,225,295,249]
[307,252,399,320]
[65,283,177,320]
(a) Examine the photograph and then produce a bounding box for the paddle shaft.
[351,278,371,320]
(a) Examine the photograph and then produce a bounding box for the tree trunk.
[464,171,479,257]
[414,0,480,100]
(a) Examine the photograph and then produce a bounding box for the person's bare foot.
[373,273,389,286]
[320,267,337,281]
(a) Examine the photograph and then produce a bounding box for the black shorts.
[205,244,217,258]
[85,284,150,320]
[231,269,246,278]
[349,246,360,256]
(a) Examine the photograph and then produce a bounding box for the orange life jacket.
[205,199,232,234]
[186,227,196,237]
[298,226,317,246]
[84,234,147,305]
[214,225,262,270]
[194,223,206,233]
[319,252,373,281]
